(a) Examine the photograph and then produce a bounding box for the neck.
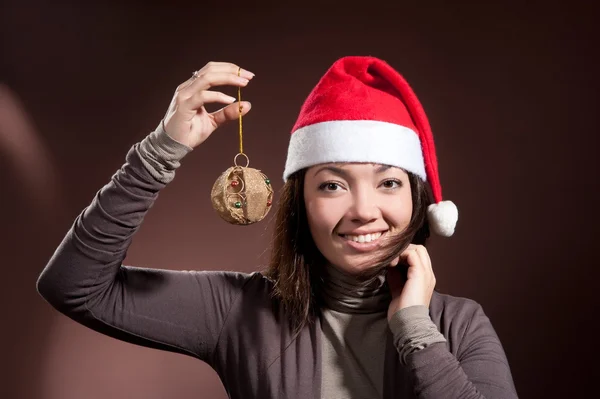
[319,264,391,314]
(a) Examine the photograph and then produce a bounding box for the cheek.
[388,192,413,227]
[305,199,339,237]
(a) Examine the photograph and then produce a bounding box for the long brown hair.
[263,167,431,333]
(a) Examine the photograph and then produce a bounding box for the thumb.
[212,101,252,127]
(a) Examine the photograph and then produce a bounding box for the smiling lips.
[340,231,384,243]
[338,231,388,252]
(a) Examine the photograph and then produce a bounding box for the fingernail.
[241,69,255,79]
[238,77,249,84]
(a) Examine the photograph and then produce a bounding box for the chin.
[333,257,383,276]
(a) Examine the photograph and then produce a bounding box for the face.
[303,163,413,275]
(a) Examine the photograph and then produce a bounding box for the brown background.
[1,0,598,398]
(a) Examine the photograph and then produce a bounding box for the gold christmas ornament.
[211,68,274,225]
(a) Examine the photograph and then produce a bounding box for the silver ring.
[191,70,200,80]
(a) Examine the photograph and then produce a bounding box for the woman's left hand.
[387,244,436,321]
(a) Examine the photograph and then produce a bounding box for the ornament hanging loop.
[233,152,249,168]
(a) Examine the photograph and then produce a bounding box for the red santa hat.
[283,56,458,237]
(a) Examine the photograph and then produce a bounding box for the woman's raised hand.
[386,244,436,321]
[163,61,254,149]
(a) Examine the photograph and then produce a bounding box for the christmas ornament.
[211,68,274,225]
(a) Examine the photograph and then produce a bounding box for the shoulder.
[216,271,292,333]
[429,291,499,354]
[195,270,275,300]
[430,290,490,329]
[430,290,484,319]
[190,269,273,290]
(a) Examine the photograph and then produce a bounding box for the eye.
[318,182,344,192]
[381,179,402,189]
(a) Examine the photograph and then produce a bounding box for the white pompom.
[427,201,458,237]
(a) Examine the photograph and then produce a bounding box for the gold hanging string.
[233,67,249,168]
[238,67,244,155]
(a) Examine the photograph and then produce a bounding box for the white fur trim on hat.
[283,120,426,181]
[427,200,458,237]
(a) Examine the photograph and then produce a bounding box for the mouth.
[337,230,389,252]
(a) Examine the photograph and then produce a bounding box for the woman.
[37,56,518,398]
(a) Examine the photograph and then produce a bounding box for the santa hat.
[283,56,458,237]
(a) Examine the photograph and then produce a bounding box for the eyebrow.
[313,164,392,178]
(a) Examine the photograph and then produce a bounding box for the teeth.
[344,232,383,243]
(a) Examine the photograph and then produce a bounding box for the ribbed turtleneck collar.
[319,264,391,314]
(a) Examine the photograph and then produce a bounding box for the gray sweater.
[36,125,518,398]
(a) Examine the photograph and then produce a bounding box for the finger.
[399,245,419,263]
[211,101,251,127]
[399,246,424,279]
[414,245,432,272]
[390,256,400,267]
[400,250,420,272]
[414,245,436,287]
[182,90,237,112]
[176,63,254,92]
[197,61,255,79]
[182,72,250,97]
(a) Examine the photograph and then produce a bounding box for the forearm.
[389,305,518,398]
[402,342,486,398]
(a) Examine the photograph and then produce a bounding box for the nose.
[348,187,380,223]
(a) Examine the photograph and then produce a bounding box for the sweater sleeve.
[36,122,250,365]
[389,305,447,364]
[401,303,518,399]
